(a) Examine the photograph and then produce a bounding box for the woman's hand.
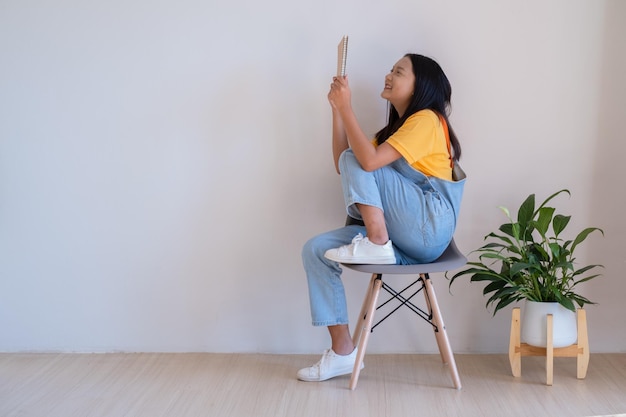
[328,75,402,172]
[328,76,352,113]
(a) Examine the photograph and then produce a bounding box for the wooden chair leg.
[421,275,445,364]
[509,307,522,377]
[577,309,589,379]
[422,274,462,389]
[349,275,382,390]
[352,273,378,347]
[546,314,554,386]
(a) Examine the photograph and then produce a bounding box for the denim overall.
[301,149,466,326]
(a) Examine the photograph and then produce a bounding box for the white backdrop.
[1,0,624,353]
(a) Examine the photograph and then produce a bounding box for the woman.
[298,54,465,382]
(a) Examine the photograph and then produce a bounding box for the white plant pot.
[521,300,578,348]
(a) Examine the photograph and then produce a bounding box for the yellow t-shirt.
[384,109,452,181]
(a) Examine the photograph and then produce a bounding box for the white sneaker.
[297,348,363,382]
[324,233,396,264]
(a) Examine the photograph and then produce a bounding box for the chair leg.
[422,274,462,389]
[421,275,446,364]
[349,274,382,390]
[352,273,378,347]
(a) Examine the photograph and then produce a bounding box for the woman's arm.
[328,76,401,172]
[331,109,348,174]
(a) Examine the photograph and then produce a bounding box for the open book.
[336,35,348,77]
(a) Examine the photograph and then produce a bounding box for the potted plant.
[448,189,604,347]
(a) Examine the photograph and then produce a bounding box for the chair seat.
[342,239,467,274]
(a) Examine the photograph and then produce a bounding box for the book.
[336,35,348,77]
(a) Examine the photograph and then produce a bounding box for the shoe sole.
[324,253,396,264]
[297,363,365,382]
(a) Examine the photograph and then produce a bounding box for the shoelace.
[339,233,364,256]
[310,349,332,376]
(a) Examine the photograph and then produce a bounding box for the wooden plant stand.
[508,307,589,386]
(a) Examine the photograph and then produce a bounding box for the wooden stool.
[508,307,589,385]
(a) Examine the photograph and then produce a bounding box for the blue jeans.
[302,149,465,326]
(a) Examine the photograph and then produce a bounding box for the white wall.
[1,0,624,353]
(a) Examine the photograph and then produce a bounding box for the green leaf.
[517,194,535,227]
[509,262,532,276]
[571,294,595,308]
[498,224,516,239]
[478,252,510,262]
[537,189,570,212]
[470,272,513,284]
[483,280,508,295]
[548,242,561,259]
[570,227,604,253]
[572,273,603,285]
[572,264,604,277]
[552,214,571,237]
[480,242,510,250]
[492,296,519,315]
[557,296,576,312]
[535,207,555,236]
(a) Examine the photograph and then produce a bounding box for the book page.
[336,35,348,77]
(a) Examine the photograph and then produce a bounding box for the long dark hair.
[375,54,461,161]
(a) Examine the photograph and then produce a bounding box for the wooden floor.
[1,353,625,417]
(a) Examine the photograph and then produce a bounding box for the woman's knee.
[338,149,359,174]
[301,227,363,266]
[302,235,327,262]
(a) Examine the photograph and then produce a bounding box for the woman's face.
[381,56,415,116]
